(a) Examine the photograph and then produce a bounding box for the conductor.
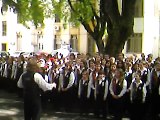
[17,58,56,120]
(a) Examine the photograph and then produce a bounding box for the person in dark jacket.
[17,58,56,120]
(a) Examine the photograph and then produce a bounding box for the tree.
[2,0,137,57]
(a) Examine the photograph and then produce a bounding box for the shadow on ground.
[0,90,103,120]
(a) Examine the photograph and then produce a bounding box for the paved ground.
[0,90,130,120]
[0,90,99,120]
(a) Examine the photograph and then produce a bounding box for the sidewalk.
[0,90,130,120]
[0,90,23,120]
[0,90,98,120]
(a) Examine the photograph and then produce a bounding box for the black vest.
[16,63,24,80]
[7,63,12,79]
[22,71,41,101]
[114,81,123,95]
[80,79,89,97]
[132,82,144,103]
[96,79,106,96]
[63,71,71,88]
[151,69,160,95]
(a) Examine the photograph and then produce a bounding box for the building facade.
[0,0,159,58]
[123,0,160,58]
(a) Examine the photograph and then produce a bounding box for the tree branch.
[103,0,120,25]
[122,0,136,24]
[68,0,76,12]
[81,21,94,36]
[2,0,19,11]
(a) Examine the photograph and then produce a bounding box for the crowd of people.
[0,52,160,120]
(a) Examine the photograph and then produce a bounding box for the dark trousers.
[79,96,89,115]
[150,95,160,120]
[94,96,107,118]
[24,98,41,120]
[130,102,145,120]
[112,97,124,120]
[61,88,73,111]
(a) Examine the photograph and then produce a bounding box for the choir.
[0,52,160,120]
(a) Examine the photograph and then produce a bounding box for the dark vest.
[63,71,71,88]
[132,82,144,103]
[125,72,133,89]
[96,79,106,96]
[112,79,123,95]
[16,63,24,80]
[1,63,5,76]
[54,73,60,90]
[80,79,89,97]
[7,63,13,79]
[151,69,160,95]
[141,70,148,83]
[22,71,41,102]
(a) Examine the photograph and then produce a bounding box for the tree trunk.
[105,25,133,57]
[103,0,136,57]
[95,38,105,54]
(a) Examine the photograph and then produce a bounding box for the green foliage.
[51,0,95,27]
[30,0,44,28]
[16,0,31,25]
[3,0,136,55]
[3,0,96,28]
[3,0,45,28]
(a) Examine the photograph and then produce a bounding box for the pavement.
[0,90,130,120]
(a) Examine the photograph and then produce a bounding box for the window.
[54,35,61,49]
[134,0,143,17]
[42,44,43,50]
[1,5,8,15]
[126,33,142,53]
[39,43,41,49]
[55,14,60,23]
[1,43,7,51]
[70,35,78,51]
[2,21,7,36]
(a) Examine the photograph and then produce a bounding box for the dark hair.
[70,53,75,59]
[136,70,142,77]
[98,70,105,75]
[89,59,95,65]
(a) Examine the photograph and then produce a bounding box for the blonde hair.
[116,68,125,86]
[26,58,39,72]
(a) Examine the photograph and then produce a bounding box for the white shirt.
[17,72,56,92]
